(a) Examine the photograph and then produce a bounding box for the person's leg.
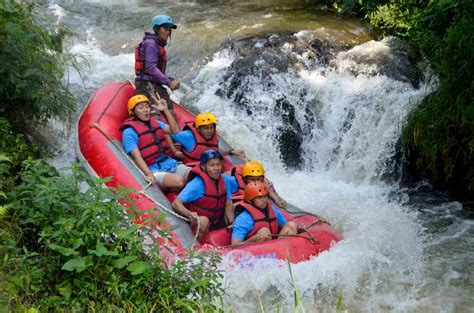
[279,221,298,236]
[134,81,152,98]
[248,227,272,242]
[160,173,185,191]
[209,213,227,231]
[191,215,210,242]
[174,163,192,182]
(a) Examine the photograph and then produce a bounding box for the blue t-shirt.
[178,174,234,203]
[170,129,196,152]
[122,119,178,172]
[227,176,240,194]
[232,204,287,240]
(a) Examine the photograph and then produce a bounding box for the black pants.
[135,80,174,110]
[209,213,227,231]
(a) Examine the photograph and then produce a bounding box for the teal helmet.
[151,15,177,30]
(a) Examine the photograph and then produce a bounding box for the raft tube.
[77,82,342,264]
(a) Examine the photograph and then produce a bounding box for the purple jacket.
[135,32,171,85]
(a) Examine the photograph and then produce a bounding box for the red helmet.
[244,182,269,201]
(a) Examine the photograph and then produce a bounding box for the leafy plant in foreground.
[0,0,76,126]
[0,160,223,311]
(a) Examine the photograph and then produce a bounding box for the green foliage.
[0,117,36,198]
[402,2,473,196]
[330,0,473,198]
[0,0,75,126]
[330,0,386,14]
[0,160,223,311]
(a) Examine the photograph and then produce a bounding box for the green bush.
[0,160,223,311]
[0,0,75,126]
[402,2,473,196]
[0,117,36,201]
[328,0,473,198]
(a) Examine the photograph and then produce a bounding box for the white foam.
[187,42,448,312]
[66,30,133,88]
[50,1,472,308]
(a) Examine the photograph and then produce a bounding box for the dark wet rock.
[335,36,423,88]
[213,32,423,169]
[274,97,304,169]
[215,33,347,169]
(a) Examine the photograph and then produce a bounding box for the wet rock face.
[217,33,347,106]
[335,36,423,88]
[214,33,423,170]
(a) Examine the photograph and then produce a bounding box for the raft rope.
[95,82,129,124]
[271,233,318,245]
[91,82,201,246]
[91,82,324,249]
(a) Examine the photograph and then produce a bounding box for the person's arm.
[164,134,183,159]
[123,128,156,183]
[272,205,297,235]
[219,148,246,159]
[130,149,156,184]
[268,188,287,208]
[231,228,272,245]
[172,178,204,225]
[150,96,179,134]
[171,130,196,153]
[231,214,253,245]
[231,233,270,245]
[224,200,235,225]
[143,40,171,85]
[266,178,287,208]
[279,221,298,235]
[172,197,198,226]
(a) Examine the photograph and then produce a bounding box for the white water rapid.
[48,0,473,312]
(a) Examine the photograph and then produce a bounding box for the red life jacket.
[235,201,279,239]
[230,165,246,200]
[134,41,168,76]
[181,122,219,163]
[186,166,227,225]
[120,118,171,165]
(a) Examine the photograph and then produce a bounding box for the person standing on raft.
[120,95,191,190]
[134,14,180,116]
[172,150,235,241]
[231,182,297,245]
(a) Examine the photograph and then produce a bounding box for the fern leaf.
[0,154,12,163]
[0,205,8,217]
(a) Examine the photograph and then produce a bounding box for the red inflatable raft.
[77,82,342,263]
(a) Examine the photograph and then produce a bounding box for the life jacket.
[186,166,227,225]
[181,122,219,163]
[235,201,279,239]
[120,118,171,165]
[134,41,168,77]
[230,165,245,201]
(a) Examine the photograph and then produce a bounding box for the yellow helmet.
[195,112,217,128]
[242,161,265,177]
[128,95,150,115]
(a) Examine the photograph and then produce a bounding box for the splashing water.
[48,0,473,311]
[182,46,433,311]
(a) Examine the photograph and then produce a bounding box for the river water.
[46,0,473,312]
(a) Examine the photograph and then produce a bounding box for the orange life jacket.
[181,122,219,163]
[235,201,279,239]
[186,166,227,225]
[120,118,171,165]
